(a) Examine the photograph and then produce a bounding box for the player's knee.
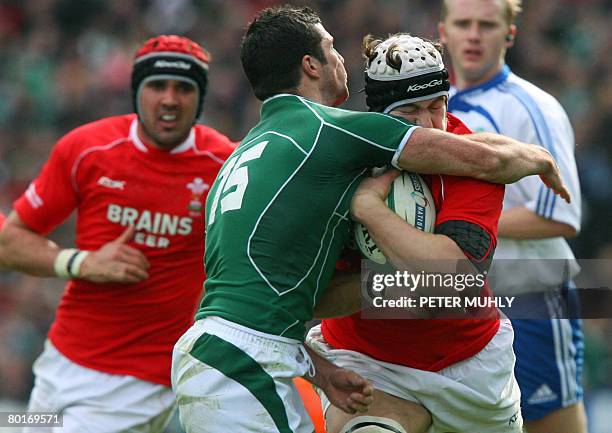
[339,416,407,433]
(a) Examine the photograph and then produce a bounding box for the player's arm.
[0,212,60,275]
[351,170,467,268]
[495,111,579,240]
[354,201,468,273]
[351,170,492,304]
[498,206,577,239]
[0,211,150,283]
[397,128,570,202]
[302,344,373,414]
[429,171,504,274]
[352,196,473,303]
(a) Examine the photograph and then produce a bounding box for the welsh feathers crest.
[187,178,210,216]
[187,178,210,194]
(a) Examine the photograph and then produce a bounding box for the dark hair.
[240,5,327,101]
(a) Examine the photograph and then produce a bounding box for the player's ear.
[301,55,320,79]
[505,25,517,47]
[438,22,447,44]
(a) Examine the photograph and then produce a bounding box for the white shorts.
[171,317,313,433]
[25,340,176,433]
[306,319,523,433]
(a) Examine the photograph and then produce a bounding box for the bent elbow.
[562,225,578,239]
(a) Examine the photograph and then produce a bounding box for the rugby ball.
[354,171,436,264]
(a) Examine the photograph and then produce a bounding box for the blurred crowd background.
[0,1,611,432]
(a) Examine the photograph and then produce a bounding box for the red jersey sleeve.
[437,113,505,240]
[434,176,504,241]
[13,132,80,235]
[0,211,5,230]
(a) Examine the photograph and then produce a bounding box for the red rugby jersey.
[322,113,504,371]
[14,114,234,386]
[0,211,5,230]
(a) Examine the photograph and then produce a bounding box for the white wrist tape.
[53,249,90,279]
[68,250,89,278]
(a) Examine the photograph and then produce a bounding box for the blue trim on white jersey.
[449,66,509,133]
[497,81,557,158]
[451,65,511,98]
[498,79,559,218]
[449,65,573,221]
[537,187,553,217]
[536,185,545,215]
[548,194,558,219]
[447,99,501,133]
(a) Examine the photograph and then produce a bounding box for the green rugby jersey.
[197,94,416,340]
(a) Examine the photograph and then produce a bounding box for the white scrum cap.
[364,34,450,113]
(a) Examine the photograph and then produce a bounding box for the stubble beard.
[140,120,190,150]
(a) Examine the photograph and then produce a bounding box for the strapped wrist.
[54,249,90,279]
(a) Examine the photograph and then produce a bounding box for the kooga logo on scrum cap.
[154,60,191,70]
[407,79,442,92]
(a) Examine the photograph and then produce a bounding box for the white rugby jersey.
[449,65,581,293]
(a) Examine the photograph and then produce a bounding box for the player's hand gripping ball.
[354,172,436,264]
